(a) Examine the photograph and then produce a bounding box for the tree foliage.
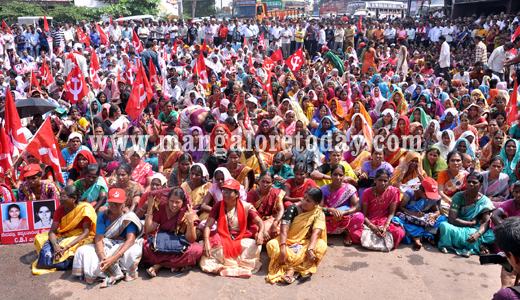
[99,0,161,17]
[0,2,45,22]
[50,5,103,23]
[182,0,217,18]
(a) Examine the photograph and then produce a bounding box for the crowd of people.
[0,10,520,293]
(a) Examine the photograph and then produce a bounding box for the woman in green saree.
[74,164,108,213]
[423,146,447,181]
[438,172,495,257]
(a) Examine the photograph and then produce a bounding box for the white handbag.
[360,224,394,252]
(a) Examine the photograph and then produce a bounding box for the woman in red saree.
[247,170,285,245]
[218,148,255,192]
[200,179,265,277]
[384,133,408,168]
[143,187,203,277]
[283,163,318,209]
[207,124,233,178]
[351,168,405,249]
[66,150,98,186]
[127,147,153,191]
[390,115,410,143]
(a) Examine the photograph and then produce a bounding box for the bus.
[349,1,407,19]
[346,1,366,16]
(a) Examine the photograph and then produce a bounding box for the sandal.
[282,274,300,284]
[147,267,157,278]
[440,247,449,254]
[461,251,471,258]
[343,230,353,246]
[479,245,490,256]
[412,243,422,251]
[300,273,313,281]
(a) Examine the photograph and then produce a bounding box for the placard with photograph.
[0,199,59,245]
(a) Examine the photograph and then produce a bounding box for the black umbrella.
[14,98,58,118]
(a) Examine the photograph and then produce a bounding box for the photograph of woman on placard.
[33,201,55,229]
[2,203,29,232]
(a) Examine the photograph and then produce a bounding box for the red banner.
[0,199,59,245]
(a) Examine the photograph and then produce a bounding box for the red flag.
[357,15,362,32]
[259,33,265,48]
[44,14,50,33]
[96,23,109,46]
[1,21,12,34]
[37,60,55,86]
[65,60,89,104]
[110,14,113,26]
[125,61,134,85]
[193,52,209,84]
[0,125,13,177]
[76,27,91,44]
[511,25,520,42]
[270,48,283,63]
[119,15,124,25]
[202,38,208,52]
[285,46,304,72]
[266,69,273,102]
[25,118,66,184]
[89,59,101,90]
[149,57,159,86]
[90,46,101,71]
[171,39,178,55]
[280,11,284,20]
[243,35,247,47]
[507,81,519,126]
[244,106,253,131]
[30,71,42,93]
[126,65,153,120]
[248,54,255,74]
[263,57,275,72]
[4,88,27,151]
[132,30,143,53]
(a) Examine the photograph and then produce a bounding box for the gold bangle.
[97,251,104,256]
[145,213,153,217]
[117,250,124,257]
[203,236,210,239]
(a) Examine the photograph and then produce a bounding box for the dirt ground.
[0,235,502,300]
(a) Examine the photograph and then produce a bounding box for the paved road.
[0,236,501,300]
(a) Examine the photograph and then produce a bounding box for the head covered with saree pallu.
[209,167,247,202]
[499,139,520,183]
[209,124,233,154]
[345,101,373,128]
[409,107,432,130]
[439,108,460,131]
[349,113,374,149]
[391,115,411,139]
[389,152,426,185]
[71,150,98,179]
[423,145,448,180]
[454,137,475,158]
[310,104,334,134]
[389,89,408,115]
[328,98,345,130]
[431,99,446,118]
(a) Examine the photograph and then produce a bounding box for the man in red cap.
[18,164,61,201]
[393,177,446,251]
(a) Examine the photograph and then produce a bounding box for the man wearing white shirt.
[280,24,292,59]
[429,22,442,43]
[211,20,219,45]
[441,21,453,44]
[109,23,122,43]
[434,35,451,87]
[406,25,415,45]
[318,24,326,53]
[488,42,514,81]
[384,24,396,45]
[453,64,471,87]
[227,22,235,44]
[26,26,39,58]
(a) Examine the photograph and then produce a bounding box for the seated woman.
[283,163,318,209]
[200,179,265,277]
[372,109,397,132]
[156,134,183,179]
[437,151,468,216]
[320,164,364,246]
[18,164,60,202]
[311,148,358,187]
[167,154,193,187]
[67,150,98,186]
[264,152,294,190]
[384,133,408,168]
[499,139,520,188]
[351,169,405,249]
[289,130,321,172]
[32,185,97,275]
[86,123,116,172]
[143,187,203,277]
[480,157,510,205]
[181,164,212,221]
[359,146,395,202]
[247,170,285,244]
[480,130,506,169]
[453,113,478,140]
[74,164,108,213]
[266,187,327,284]
[61,133,92,183]
[72,189,144,287]
[136,174,170,219]
[423,146,447,181]
[126,148,153,192]
[390,152,426,193]
[109,164,144,212]
[434,130,455,161]
[201,167,248,220]
[393,178,447,251]
[259,125,288,156]
[219,148,254,192]
[438,172,495,257]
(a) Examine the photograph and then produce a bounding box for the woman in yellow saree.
[181,164,212,221]
[32,185,97,275]
[266,187,327,284]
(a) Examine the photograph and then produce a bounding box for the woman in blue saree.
[314,116,339,154]
[438,172,495,257]
[499,139,520,187]
[74,164,109,213]
[456,29,468,48]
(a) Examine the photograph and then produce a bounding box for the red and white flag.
[30,71,42,93]
[76,27,91,44]
[244,106,253,131]
[510,26,520,56]
[171,39,178,55]
[43,14,50,33]
[2,21,12,34]
[149,57,159,86]
[193,52,209,84]
[65,59,89,104]
[25,118,66,184]
[266,69,273,102]
[118,15,124,25]
[132,30,143,53]
[270,48,283,63]
[285,46,304,72]
[4,88,27,151]
[0,125,13,178]
[248,54,255,74]
[37,61,54,86]
[96,23,109,46]
[126,65,153,120]
[507,81,519,126]
[89,60,101,90]
[125,61,135,85]
[259,33,265,48]
[263,57,275,72]
[202,38,208,52]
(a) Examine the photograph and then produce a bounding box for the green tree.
[99,0,162,16]
[50,5,103,23]
[182,0,217,18]
[0,2,45,22]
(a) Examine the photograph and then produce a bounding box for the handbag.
[360,225,394,252]
[148,231,191,254]
[36,240,73,270]
[395,211,429,227]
